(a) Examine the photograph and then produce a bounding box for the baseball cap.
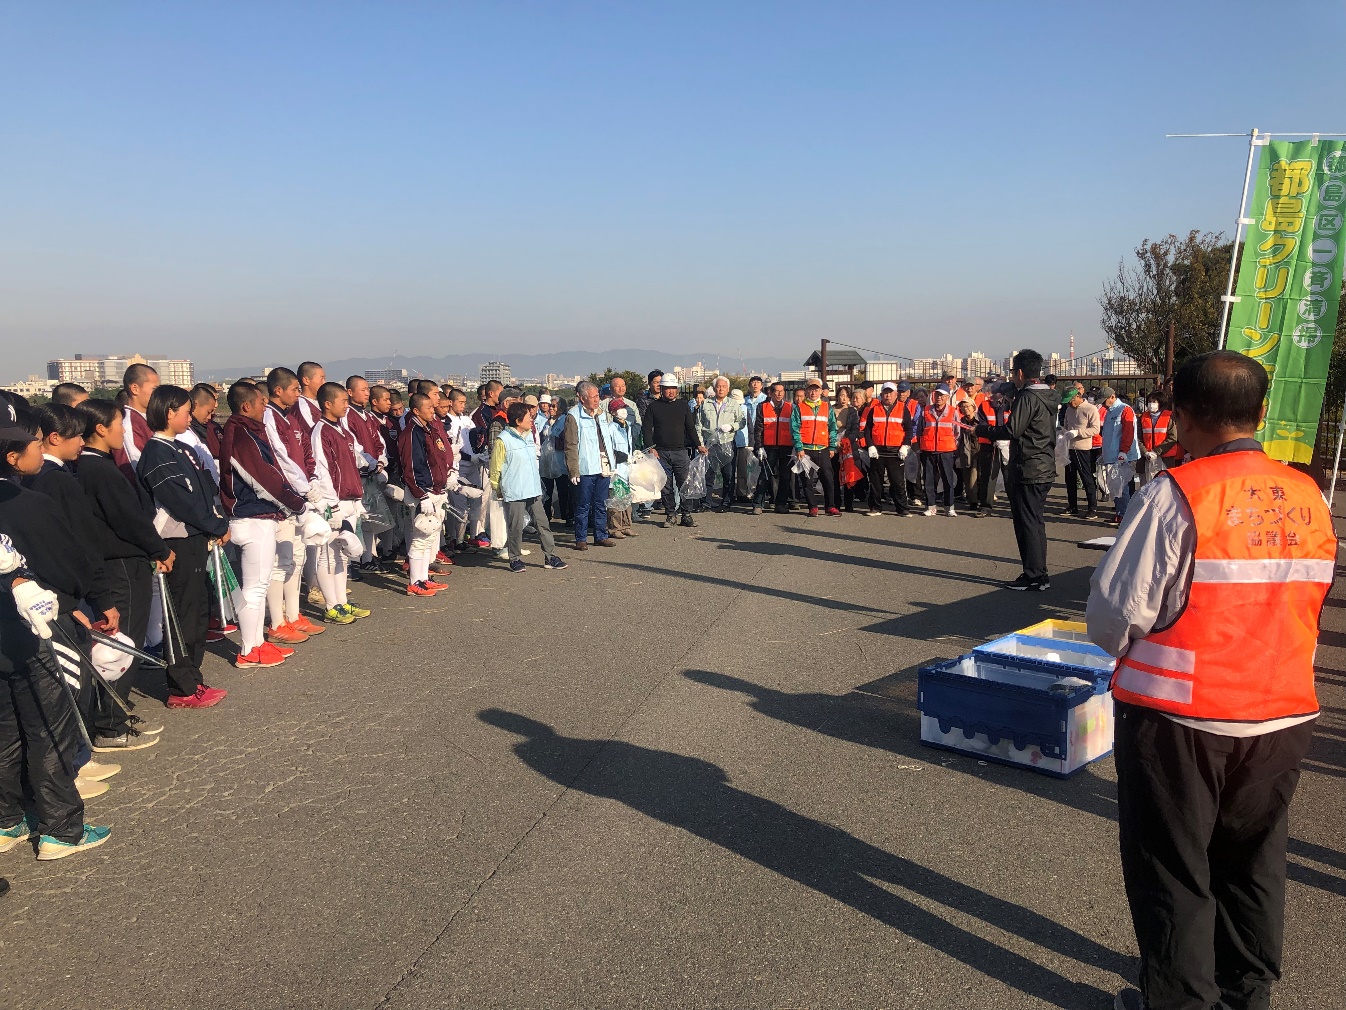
[660,375,680,388]
[896,380,911,392]
[609,397,627,411]
[880,381,898,393]
[0,396,37,442]
[538,393,552,404]
[933,385,951,396]
[524,394,539,407]
[1061,388,1081,405]
[805,378,822,388]
[1100,385,1117,399]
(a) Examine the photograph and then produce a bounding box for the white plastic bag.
[792,454,820,478]
[741,451,762,495]
[628,450,668,504]
[681,452,709,500]
[1054,430,1071,469]
[1095,462,1129,498]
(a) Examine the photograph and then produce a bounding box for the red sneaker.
[435,551,454,565]
[266,622,308,645]
[400,561,411,573]
[167,685,228,708]
[808,507,820,517]
[235,646,284,669]
[827,507,841,517]
[290,615,326,636]
[262,642,294,661]
[205,629,227,643]
[423,578,448,591]
[406,581,437,597]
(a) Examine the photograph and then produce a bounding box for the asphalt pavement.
[2,492,1343,1009]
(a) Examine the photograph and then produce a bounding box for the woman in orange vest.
[916,386,959,516]
[1139,391,1184,478]
[751,381,795,514]
[1086,351,1335,1010]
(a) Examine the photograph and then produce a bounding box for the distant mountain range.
[200,348,805,383]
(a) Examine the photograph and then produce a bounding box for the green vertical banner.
[1227,139,1346,463]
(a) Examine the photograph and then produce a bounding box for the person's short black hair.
[146,384,191,432]
[51,382,88,406]
[769,381,784,393]
[1044,373,1058,386]
[227,381,263,415]
[317,381,347,409]
[346,375,367,390]
[370,384,390,401]
[1173,350,1267,432]
[648,369,664,385]
[484,380,503,395]
[449,387,466,402]
[389,388,404,403]
[750,375,763,384]
[190,383,218,408]
[297,361,324,385]
[856,380,873,390]
[78,397,119,438]
[1011,349,1044,379]
[0,408,40,474]
[267,366,299,397]
[506,401,530,426]
[36,403,85,440]
[123,362,158,392]
[408,392,431,411]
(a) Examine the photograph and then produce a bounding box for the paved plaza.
[3,500,1343,1009]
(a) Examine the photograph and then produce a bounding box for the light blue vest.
[1101,401,1141,462]
[567,404,619,476]
[498,427,543,501]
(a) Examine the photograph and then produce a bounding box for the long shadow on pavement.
[480,708,1126,1008]
[696,536,1011,588]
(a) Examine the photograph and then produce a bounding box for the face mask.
[1148,402,1160,413]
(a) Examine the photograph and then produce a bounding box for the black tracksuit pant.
[0,620,86,843]
[657,448,694,518]
[800,449,836,511]
[867,451,909,514]
[162,534,210,697]
[974,444,1001,509]
[922,452,957,509]
[95,555,153,734]
[1008,477,1049,581]
[1065,446,1099,514]
[756,447,794,512]
[1115,702,1313,1010]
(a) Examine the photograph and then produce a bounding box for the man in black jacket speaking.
[975,348,1058,591]
[643,375,702,529]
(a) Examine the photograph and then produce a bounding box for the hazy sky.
[3,2,1344,377]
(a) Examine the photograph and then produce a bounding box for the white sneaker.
[923,506,937,517]
[946,506,957,517]
[77,760,121,783]
[865,510,882,517]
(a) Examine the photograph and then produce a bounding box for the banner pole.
[1217,128,1262,351]
[1329,390,1346,512]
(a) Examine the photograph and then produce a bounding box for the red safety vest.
[797,401,830,448]
[867,400,907,448]
[977,400,1008,446]
[1140,410,1181,459]
[1110,451,1335,722]
[759,399,793,447]
[918,403,958,453]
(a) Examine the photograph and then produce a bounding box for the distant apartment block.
[2,376,57,399]
[364,367,409,385]
[479,361,512,385]
[48,353,193,388]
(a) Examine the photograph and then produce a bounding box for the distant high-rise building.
[364,367,409,385]
[479,361,512,385]
[47,353,192,388]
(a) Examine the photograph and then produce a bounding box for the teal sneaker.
[0,814,35,854]
[36,824,111,861]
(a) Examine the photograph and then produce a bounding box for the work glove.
[327,514,343,531]
[305,485,325,504]
[1066,429,1079,439]
[757,448,767,462]
[899,445,910,460]
[419,497,437,515]
[571,476,580,485]
[1117,453,1127,463]
[383,484,405,503]
[12,581,58,641]
[0,534,22,574]
[867,445,879,460]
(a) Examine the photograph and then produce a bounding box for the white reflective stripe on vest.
[1191,558,1335,584]
[1114,664,1194,705]
[1126,638,1196,675]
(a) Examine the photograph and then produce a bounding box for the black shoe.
[1113,990,1143,1010]
[1003,574,1034,591]
[659,518,672,529]
[680,515,697,528]
[1082,512,1100,520]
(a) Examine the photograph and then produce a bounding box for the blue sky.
[2,1,1344,376]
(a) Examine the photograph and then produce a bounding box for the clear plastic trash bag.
[1095,461,1131,498]
[681,452,709,499]
[1054,430,1071,469]
[627,450,668,504]
[741,451,762,496]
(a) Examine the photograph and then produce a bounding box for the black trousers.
[867,451,909,514]
[1009,477,1049,580]
[96,555,153,734]
[1064,447,1099,514]
[922,452,957,508]
[0,621,86,842]
[657,448,693,518]
[756,447,794,511]
[974,444,1002,508]
[1115,703,1313,1010]
[801,449,836,510]
[163,534,210,697]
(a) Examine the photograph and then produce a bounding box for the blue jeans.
[573,474,612,543]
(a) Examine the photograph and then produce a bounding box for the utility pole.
[1166,320,1175,385]
[819,338,829,393]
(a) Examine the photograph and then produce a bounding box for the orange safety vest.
[918,403,959,453]
[1110,451,1335,722]
[1140,409,1181,459]
[867,400,907,448]
[797,400,830,448]
[759,399,793,447]
[977,399,1007,446]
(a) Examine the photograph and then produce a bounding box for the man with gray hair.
[695,376,746,512]
[563,380,619,550]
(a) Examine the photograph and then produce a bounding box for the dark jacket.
[75,447,172,563]
[977,384,1058,484]
[23,459,116,613]
[220,414,306,520]
[138,435,229,539]
[644,397,700,452]
[0,478,111,620]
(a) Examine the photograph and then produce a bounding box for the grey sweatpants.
[505,497,556,561]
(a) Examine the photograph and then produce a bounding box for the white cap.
[91,631,135,682]
[335,529,364,559]
[539,394,552,403]
[413,512,439,536]
[880,382,898,392]
[660,375,680,388]
[300,510,334,547]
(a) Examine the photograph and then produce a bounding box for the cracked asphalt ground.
[3,496,1344,1009]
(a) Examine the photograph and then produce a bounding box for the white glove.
[383,484,405,503]
[719,423,732,434]
[305,485,325,504]
[0,534,23,575]
[419,497,437,515]
[571,476,580,485]
[445,469,462,492]
[327,514,343,531]
[1066,429,1079,439]
[12,581,58,641]
[757,448,767,461]
[867,445,879,460]
[899,445,910,460]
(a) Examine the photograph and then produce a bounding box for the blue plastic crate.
[917,654,1114,778]
[973,633,1116,694]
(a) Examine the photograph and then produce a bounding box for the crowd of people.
[0,349,1181,866]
